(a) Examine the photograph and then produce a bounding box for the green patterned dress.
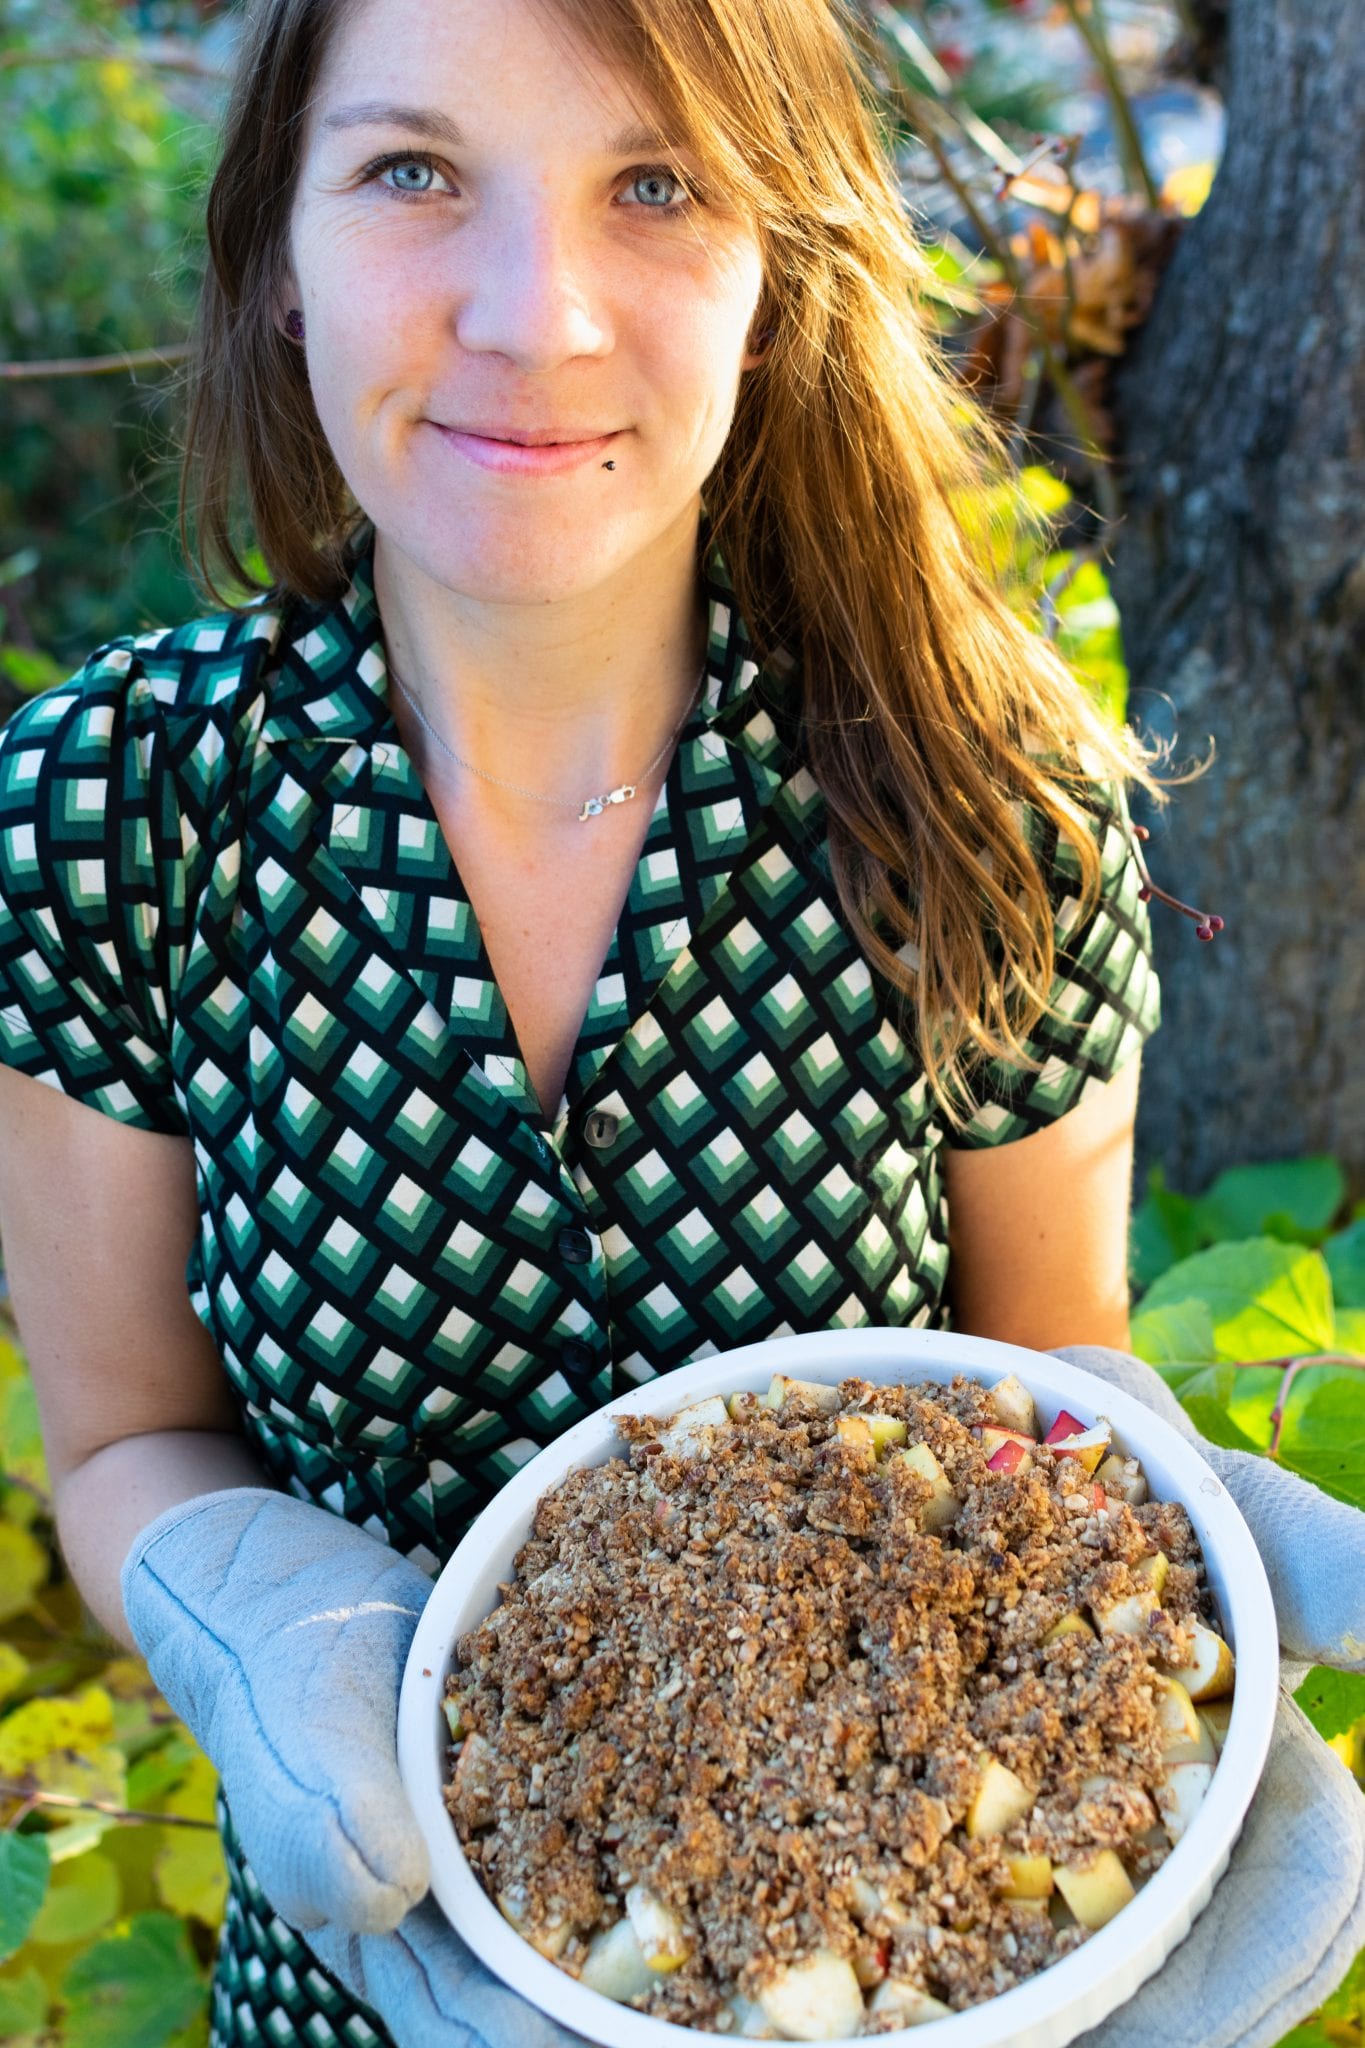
[0,526,1159,2046]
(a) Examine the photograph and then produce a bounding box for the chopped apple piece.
[1154,1676,1201,1749]
[726,1390,761,1420]
[1092,1586,1160,1638]
[1133,1550,1170,1597]
[1045,1408,1089,1445]
[986,1436,1033,1476]
[1165,1623,1236,1703]
[1200,1699,1233,1753]
[1048,1420,1113,1474]
[1096,1453,1149,1506]
[496,1892,573,1960]
[443,1695,466,1740]
[1003,1853,1054,1899]
[764,1374,843,1413]
[892,1443,960,1532]
[990,1373,1038,1436]
[867,1980,954,2025]
[451,1730,497,1828]
[757,1951,865,2041]
[1052,1850,1135,1930]
[578,1915,657,2001]
[1155,1761,1213,1844]
[728,1993,780,2039]
[966,1758,1034,1838]
[1165,1714,1218,1767]
[835,1414,876,1461]
[868,1413,909,1455]
[658,1395,731,1458]
[980,1425,1037,1459]
[1043,1609,1097,1645]
[625,1884,692,1971]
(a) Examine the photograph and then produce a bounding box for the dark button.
[562,1340,597,1378]
[583,1110,619,1151]
[558,1225,594,1265]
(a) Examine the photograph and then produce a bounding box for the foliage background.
[1,1,1362,2043]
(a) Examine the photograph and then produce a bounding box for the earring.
[750,325,777,360]
[285,309,305,343]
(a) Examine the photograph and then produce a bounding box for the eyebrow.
[320,102,673,155]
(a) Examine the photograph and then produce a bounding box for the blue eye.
[387,159,436,194]
[623,167,691,215]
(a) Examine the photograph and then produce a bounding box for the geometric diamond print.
[0,525,1160,2048]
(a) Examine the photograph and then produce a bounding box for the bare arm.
[942,1053,1141,1351]
[0,1064,268,1650]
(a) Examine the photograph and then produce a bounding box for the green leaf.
[0,1642,30,1703]
[62,1912,205,2048]
[1191,1157,1346,1244]
[1278,1368,1365,1511]
[1130,1299,1216,1366]
[1138,1239,1335,1362]
[1179,1395,1264,1453]
[0,1834,51,1963]
[1294,1668,1365,1745]
[0,1961,47,2037]
[1334,1307,1365,1354]
[0,1522,48,1625]
[0,1686,115,1774]
[1325,1218,1365,1309]
[1130,1170,1204,1291]
[28,1849,120,1946]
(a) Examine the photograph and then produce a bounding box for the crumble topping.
[443,1374,1221,2035]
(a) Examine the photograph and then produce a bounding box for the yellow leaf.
[31,1745,127,1809]
[0,1644,29,1704]
[0,1335,26,1383]
[0,1525,46,1625]
[164,1751,219,1826]
[0,1688,115,1774]
[29,1852,120,1947]
[154,1824,228,1928]
[1162,162,1215,218]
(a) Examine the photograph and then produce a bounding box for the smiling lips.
[432,421,622,475]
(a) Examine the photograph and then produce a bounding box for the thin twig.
[0,345,190,382]
[1222,1353,1365,1462]
[1058,0,1161,209]
[0,42,228,80]
[0,1782,219,1830]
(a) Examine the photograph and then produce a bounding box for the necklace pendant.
[579,795,607,820]
[605,784,636,806]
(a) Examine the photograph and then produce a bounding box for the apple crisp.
[442,1373,1234,2039]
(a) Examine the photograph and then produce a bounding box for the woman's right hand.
[123,1487,592,2045]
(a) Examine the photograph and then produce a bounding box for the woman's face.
[286,0,766,606]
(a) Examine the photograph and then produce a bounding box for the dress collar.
[256,521,794,759]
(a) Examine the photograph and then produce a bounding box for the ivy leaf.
[61,1912,205,2048]
[1325,1218,1365,1309]
[1130,1299,1216,1366]
[1294,1667,1365,1745]
[1178,1395,1264,1453]
[1278,1370,1365,1511]
[1137,1240,1335,1362]
[0,1834,51,1963]
[1333,1307,1365,1354]
[1191,1157,1346,1243]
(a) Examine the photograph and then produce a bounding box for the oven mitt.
[1052,1345,1365,2048]
[123,1486,595,2044]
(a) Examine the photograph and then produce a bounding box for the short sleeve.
[950,782,1161,1148]
[0,646,189,1135]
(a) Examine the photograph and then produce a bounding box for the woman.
[0,1,1360,2044]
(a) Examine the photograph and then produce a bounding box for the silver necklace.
[387,659,705,822]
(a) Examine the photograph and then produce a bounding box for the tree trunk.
[1111,0,1365,1199]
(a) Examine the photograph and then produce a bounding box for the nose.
[454,191,612,371]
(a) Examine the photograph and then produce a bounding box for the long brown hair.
[180,0,1168,1126]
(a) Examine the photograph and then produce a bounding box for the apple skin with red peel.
[1046,1409,1089,1445]
[987,1437,1032,1475]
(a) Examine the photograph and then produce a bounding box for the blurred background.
[0,3,1361,2042]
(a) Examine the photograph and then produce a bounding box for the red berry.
[1133,824,1151,841]
[1196,924,1213,941]
[1138,885,1153,902]
[1209,915,1225,932]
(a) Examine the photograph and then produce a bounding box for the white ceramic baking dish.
[397,1328,1278,2048]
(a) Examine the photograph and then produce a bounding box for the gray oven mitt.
[1052,1345,1365,2048]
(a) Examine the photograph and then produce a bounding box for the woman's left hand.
[1052,1345,1365,2048]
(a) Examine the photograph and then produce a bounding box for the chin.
[376,501,670,608]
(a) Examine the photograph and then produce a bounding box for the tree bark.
[1111,0,1365,1198]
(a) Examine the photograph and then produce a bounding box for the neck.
[371,508,709,809]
